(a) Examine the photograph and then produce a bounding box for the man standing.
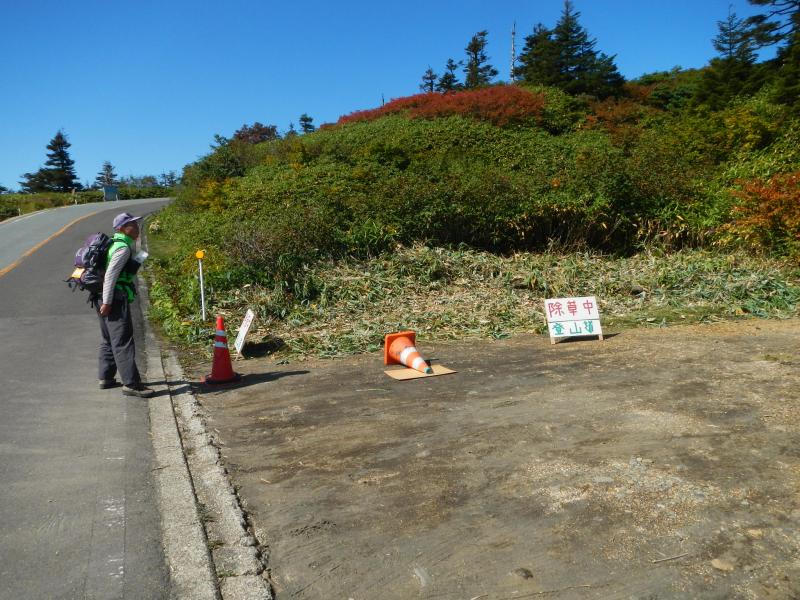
[98,212,154,398]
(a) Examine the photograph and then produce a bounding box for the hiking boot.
[122,384,155,398]
[99,379,120,389]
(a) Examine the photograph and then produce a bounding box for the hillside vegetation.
[147,77,799,354]
[146,0,799,355]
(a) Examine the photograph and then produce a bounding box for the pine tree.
[285,123,298,138]
[516,1,624,98]
[515,24,559,84]
[43,131,80,191]
[95,161,117,188]
[299,113,315,133]
[716,8,758,61]
[696,8,760,108]
[746,0,800,110]
[436,58,462,92]
[419,66,438,92]
[745,0,800,48]
[463,30,498,88]
[19,130,81,192]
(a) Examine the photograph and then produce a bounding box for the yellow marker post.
[196,250,207,322]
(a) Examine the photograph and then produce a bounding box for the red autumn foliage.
[584,97,653,145]
[624,82,658,103]
[585,97,650,131]
[725,172,800,253]
[338,86,546,127]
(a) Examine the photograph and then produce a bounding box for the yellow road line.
[0,210,101,279]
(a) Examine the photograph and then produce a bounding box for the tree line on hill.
[8,129,180,194]
[5,111,319,195]
[418,0,799,110]
[211,113,317,147]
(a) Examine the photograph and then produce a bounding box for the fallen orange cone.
[384,331,433,374]
[202,315,242,385]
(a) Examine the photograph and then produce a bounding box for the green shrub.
[159,89,799,312]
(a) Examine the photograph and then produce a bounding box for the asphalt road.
[0,199,171,599]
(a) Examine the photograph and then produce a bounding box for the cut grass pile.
[153,244,800,360]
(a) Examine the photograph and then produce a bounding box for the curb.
[161,351,273,599]
[139,230,272,599]
[141,285,221,600]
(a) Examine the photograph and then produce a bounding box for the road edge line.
[0,210,100,278]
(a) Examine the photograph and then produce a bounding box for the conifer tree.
[463,30,498,88]
[696,8,760,109]
[745,0,799,48]
[716,8,758,61]
[420,66,438,92]
[773,30,800,108]
[746,0,800,109]
[436,58,462,92]
[514,24,559,84]
[95,161,117,188]
[517,1,624,98]
[299,113,316,133]
[20,130,81,192]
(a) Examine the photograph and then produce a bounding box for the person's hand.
[99,303,112,316]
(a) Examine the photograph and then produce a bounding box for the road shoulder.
[139,271,272,599]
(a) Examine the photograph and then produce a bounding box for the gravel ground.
[188,318,800,600]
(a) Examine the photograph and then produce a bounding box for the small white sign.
[233,309,256,355]
[544,296,603,344]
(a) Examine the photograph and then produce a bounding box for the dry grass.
[203,244,800,359]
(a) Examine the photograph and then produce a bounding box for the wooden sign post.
[544,296,604,344]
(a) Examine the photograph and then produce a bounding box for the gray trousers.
[97,295,141,386]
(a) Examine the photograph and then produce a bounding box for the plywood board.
[384,364,456,381]
[544,296,604,344]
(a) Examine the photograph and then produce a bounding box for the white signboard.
[544,296,603,344]
[233,309,256,355]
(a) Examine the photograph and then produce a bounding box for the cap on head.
[113,212,143,230]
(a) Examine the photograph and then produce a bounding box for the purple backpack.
[66,232,112,296]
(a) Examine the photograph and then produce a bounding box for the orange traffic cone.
[384,331,433,374]
[202,315,241,384]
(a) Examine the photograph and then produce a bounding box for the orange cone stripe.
[399,346,427,372]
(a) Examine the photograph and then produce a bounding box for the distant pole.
[510,21,517,83]
[381,93,385,106]
[196,250,207,322]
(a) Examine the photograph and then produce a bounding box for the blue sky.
[0,0,778,190]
